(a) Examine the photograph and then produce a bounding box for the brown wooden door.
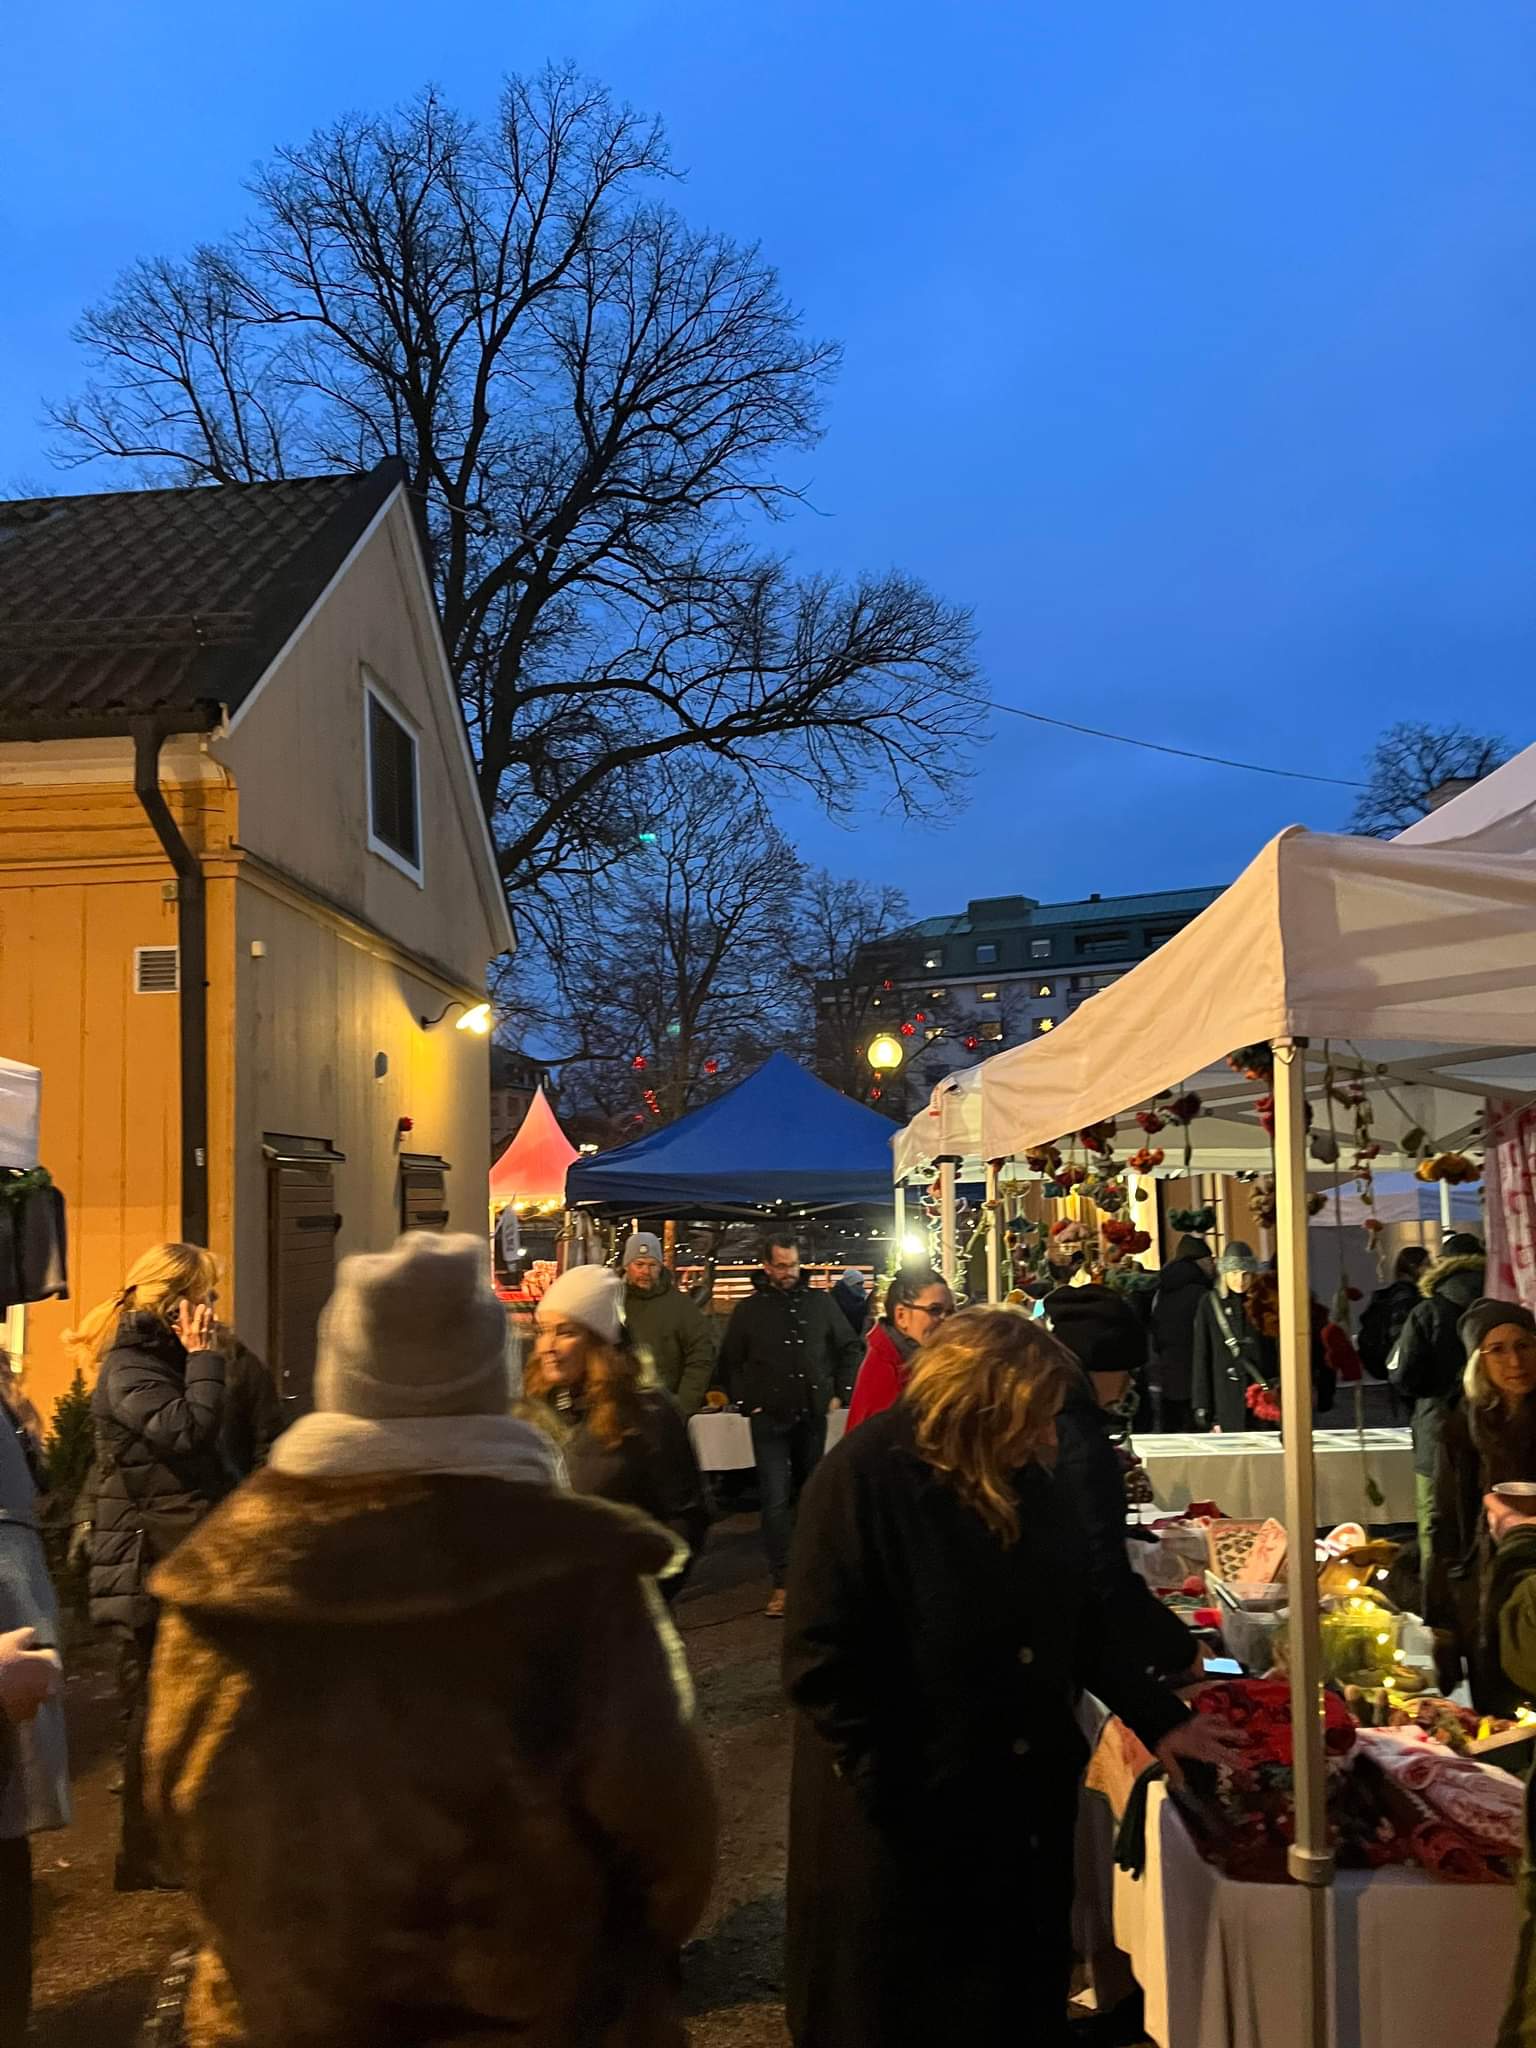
[267,1157,340,1415]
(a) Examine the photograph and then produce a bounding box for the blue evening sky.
[6,0,1535,917]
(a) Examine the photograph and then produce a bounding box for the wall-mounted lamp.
[419,999,494,1035]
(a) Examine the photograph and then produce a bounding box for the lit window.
[980,1019,1004,1042]
[1035,1016,1056,1035]
[928,988,946,1001]
[871,997,881,1008]
[365,676,422,881]
[978,987,1000,1004]
[1036,982,1054,998]
[923,952,942,971]
[1030,939,1051,959]
[975,943,998,966]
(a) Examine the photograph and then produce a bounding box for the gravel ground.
[27,1513,794,2048]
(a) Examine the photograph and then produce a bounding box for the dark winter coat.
[1149,1254,1212,1404]
[546,1387,709,1574]
[716,1274,863,1422]
[1489,1526,1536,2046]
[781,1405,1190,2048]
[623,1271,717,1419]
[1190,1286,1329,1433]
[88,1313,230,1633]
[1052,1371,1197,1682]
[218,1331,284,1478]
[1428,1396,1536,1715]
[147,1469,717,2048]
[1390,1253,1486,1476]
[1358,1279,1421,1383]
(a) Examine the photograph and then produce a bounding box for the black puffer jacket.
[89,1313,230,1632]
[717,1274,864,1421]
[1389,1252,1486,1476]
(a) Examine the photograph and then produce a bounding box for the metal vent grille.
[133,946,180,995]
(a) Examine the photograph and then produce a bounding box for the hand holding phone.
[173,1299,215,1353]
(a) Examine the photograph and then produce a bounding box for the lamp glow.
[456,1002,493,1035]
[901,1233,927,1259]
[867,1033,904,1072]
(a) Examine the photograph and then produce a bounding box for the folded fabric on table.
[1355,1729,1523,1859]
[1353,1743,1513,1884]
[1193,1677,1357,1767]
[1411,1819,1507,1885]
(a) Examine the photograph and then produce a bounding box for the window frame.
[1029,938,1052,960]
[974,942,999,966]
[363,670,425,887]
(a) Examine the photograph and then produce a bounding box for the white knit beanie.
[314,1233,510,1421]
[536,1264,624,1346]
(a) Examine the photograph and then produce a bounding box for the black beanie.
[1174,1235,1212,1263]
[1443,1232,1485,1260]
[1044,1284,1148,1377]
[1459,1298,1536,1360]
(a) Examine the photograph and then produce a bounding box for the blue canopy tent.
[564,1053,899,1220]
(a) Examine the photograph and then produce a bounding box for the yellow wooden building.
[0,462,513,1420]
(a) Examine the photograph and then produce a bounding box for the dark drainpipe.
[132,720,210,1249]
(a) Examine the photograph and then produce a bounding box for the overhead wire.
[983,697,1365,790]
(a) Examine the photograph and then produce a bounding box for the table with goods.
[1135,1428,1416,1527]
[1086,1509,1533,2048]
[687,1405,849,1472]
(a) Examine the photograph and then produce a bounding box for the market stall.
[488,1085,578,1311]
[566,1052,899,1221]
[962,795,1536,2047]
[1137,1429,1414,1526]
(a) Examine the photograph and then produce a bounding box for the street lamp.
[867,1033,904,1073]
[419,998,494,1034]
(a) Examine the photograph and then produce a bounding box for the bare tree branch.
[1349,720,1509,837]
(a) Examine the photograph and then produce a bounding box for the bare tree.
[534,762,803,1126]
[1350,721,1509,837]
[50,70,981,897]
[789,870,911,1103]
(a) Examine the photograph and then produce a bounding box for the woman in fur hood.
[146,1233,717,2048]
[1389,1233,1487,1561]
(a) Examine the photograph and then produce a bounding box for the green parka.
[624,1270,717,1419]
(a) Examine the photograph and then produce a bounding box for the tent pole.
[985,1162,1002,1302]
[1274,1037,1332,2048]
[939,1160,958,1288]
[894,1182,907,1264]
[1439,1175,1453,1235]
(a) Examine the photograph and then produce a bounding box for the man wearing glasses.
[717,1234,865,1617]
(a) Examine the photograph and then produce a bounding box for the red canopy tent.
[488,1085,579,1217]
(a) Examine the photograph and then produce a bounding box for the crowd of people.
[0,1219,1534,2043]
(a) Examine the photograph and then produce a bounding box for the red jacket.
[846,1322,916,1433]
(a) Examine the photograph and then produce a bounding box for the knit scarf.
[270,1411,563,1488]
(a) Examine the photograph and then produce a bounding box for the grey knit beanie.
[314,1233,510,1420]
[623,1232,664,1267]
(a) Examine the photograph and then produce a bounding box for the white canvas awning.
[1394,739,1536,858]
[977,826,1536,1162]
[892,1068,983,1183]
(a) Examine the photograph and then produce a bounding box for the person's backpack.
[1357,1291,1399,1381]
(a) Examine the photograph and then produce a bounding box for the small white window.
[364,675,423,883]
[975,943,998,966]
[134,947,179,995]
[1030,938,1051,959]
[922,951,942,971]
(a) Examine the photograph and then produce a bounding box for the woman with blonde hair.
[783,1306,1239,2047]
[69,1242,228,1890]
[526,1266,708,1594]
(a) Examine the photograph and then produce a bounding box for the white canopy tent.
[960,780,1536,2048]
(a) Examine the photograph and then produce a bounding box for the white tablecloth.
[1137,1429,1415,1526]
[687,1408,849,1472]
[1113,1783,1520,2048]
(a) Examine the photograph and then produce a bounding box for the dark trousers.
[1157,1394,1194,1433]
[751,1412,824,1587]
[0,1835,30,2048]
[117,1621,168,1886]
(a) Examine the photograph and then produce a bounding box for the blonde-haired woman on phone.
[68,1242,228,1890]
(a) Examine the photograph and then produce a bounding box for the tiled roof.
[0,462,403,737]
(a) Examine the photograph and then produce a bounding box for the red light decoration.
[899,1021,916,1037]
[631,1054,648,1071]
[870,1086,883,1101]
[881,978,894,991]
[915,1011,926,1023]
[963,1034,980,1052]
[703,1058,720,1076]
